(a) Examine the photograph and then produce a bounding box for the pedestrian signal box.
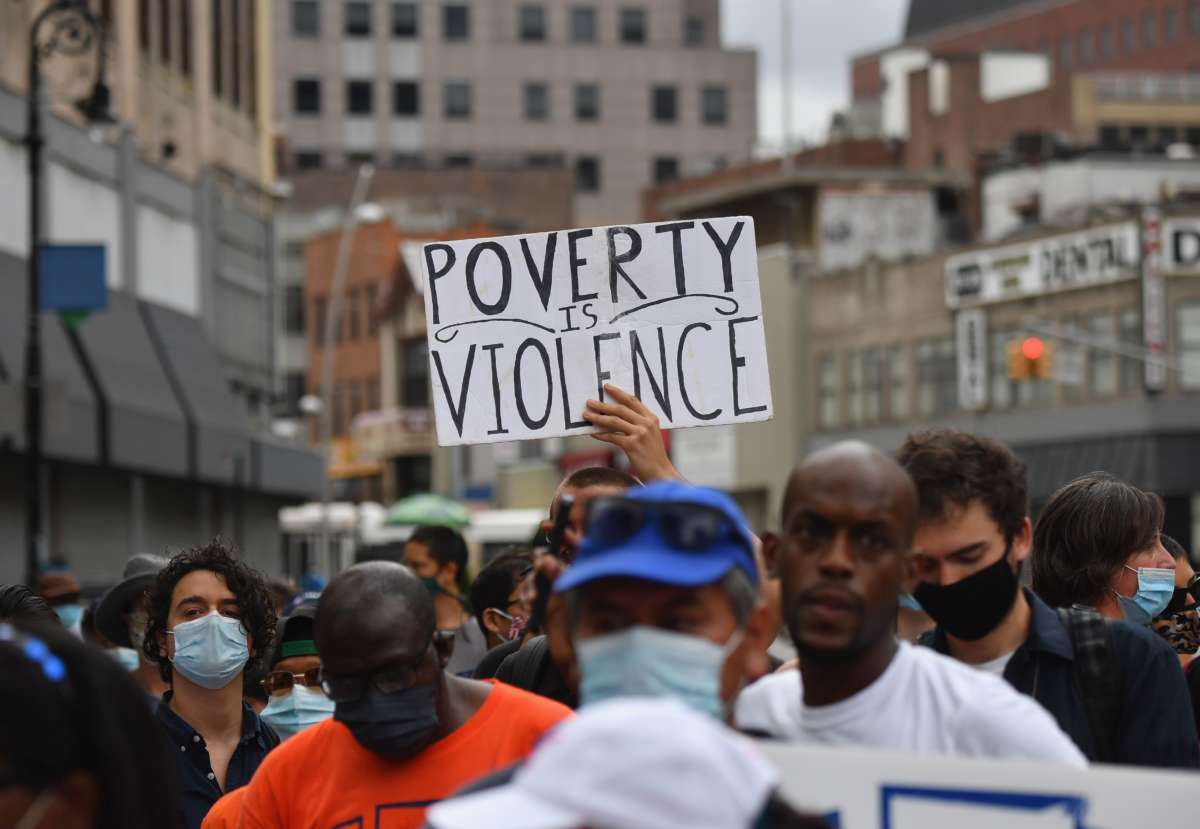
[1007,337,1054,380]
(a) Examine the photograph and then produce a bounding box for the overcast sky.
[719,0,908,151]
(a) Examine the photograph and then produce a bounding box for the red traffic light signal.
[1021,337,1046,361]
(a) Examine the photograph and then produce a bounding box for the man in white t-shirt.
[736,441,1085,766]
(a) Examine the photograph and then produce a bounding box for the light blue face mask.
[1115,566,1176,626]
[898,593,925,613]
[111,646,141,672]
[168,612,249,689]
[576,625,738,720]
[54,603,83,628]
[261,685,336,740]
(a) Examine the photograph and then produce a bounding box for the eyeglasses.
[1164,573,1200,616]
[319,631,451,703]
[261,667,322,696]
[585,498,749,554]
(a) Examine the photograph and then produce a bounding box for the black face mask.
[334,683,440,760]
[913,549,1020,641]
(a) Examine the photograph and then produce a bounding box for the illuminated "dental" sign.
[421,217,773,446]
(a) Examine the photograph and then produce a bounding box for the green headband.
[280,639,318,659]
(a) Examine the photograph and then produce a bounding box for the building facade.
[271,0,756,225]
[0,1,320,585]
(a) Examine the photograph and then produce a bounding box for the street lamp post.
[25,0,112,585]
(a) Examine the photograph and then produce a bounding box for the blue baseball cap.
[555,481,758,593]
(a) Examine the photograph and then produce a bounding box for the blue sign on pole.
[38,244,108,313]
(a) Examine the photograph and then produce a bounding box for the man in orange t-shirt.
[238,561,572,829]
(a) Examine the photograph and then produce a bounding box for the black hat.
[94,554,169,648]
[271,600,320,669]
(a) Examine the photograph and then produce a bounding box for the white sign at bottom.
[759,741,1193,828]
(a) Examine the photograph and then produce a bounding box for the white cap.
[426,697,778,829]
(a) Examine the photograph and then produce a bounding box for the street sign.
[1141,208,1168,393]
[38,244,107,313]
[956,309,987,411]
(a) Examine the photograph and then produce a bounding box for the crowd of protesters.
[2,386,1198,829]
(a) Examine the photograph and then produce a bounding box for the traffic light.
[1007,337,1054,381]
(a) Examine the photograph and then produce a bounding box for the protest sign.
[421,217,772,446]
[759,741,1192,828]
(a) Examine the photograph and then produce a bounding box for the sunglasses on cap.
[1164,573,1200,616]
[261,667,322,696]
[585,497,750,555]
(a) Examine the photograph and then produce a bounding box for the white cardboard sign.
[760,741,1195,828]
[421,217,772,446]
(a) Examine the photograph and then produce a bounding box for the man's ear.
[760,532,780,579]
[1011,517,1034,565]
[740,602,774,683]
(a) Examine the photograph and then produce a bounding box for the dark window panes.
[527,153,564,167]
[294,150,323,170]
[1159,125,1179,146]
[402,338,430,406]
[346,151,375,167]
[345,288,360,341]
[293,78,321,114]
[702,85,728,125]
[1191,1,1200,36]
[444,81,471,118]
[1100,25,1114,61]
[393,81,420,115]
[393,153,425,167]
[524,82,550,120]
[684,15,704,46]
[519,4,546,42]
[366,285,380,336]
[1059,36,1072,68]
[391,2,418,37]
[570,6,597,43]
[652,85,677,123]
[284,285,306,334]
[653,156,679,184]
[446,154,473,167]
[1143,13,1158,48]
[1166,8,1179,43]
[181,0,193,75]
[159,0,172,63]
[1121,18,1136,52]
[345,1,371,37]
[574,83,600,120]
[620,7,646,44]
[1098,125,1122,149]
[576,156,601,192]
[1078,30,1093,65]
[346,79,374,114]
[1186,126,1200,146]
[444,4,470,40]
[293,0,319,36]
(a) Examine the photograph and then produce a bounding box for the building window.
[402,338,430,406]
[1179,305,1200,390]
[1087,313,1117,398]
[346,151,375,167]
[702,85,728,125]
[652,85,677,123]
[366,284,379,336]
[1100,24,1114,61]
[393,81,420,115]
[1143,13,1158,49]
[524,82,550,121]
[346,80,374,115]
[391,2,418,37]
[527,153,564,167]
[1078,29,1093,65]
[140,0,150,51]
[1119,308,1141,394]
[653,156,679,184]
[1166,8,1180,43]
[574,83,600,120]
[284,372,306,412]
[917,337,956,418]
[181,0,193,76]
[1191,0,1200,36]
[294,150,323,170]
[863,347,882,424]
[846,352,862,426]
[1059,36,1072,68]
[366,378,380,413]
[989,329,1015,410]
[620,7,647,44]
[684,15,705,46]
[1121,18,1136,53]
[312,296,327,347]
[345,288,360,340]
[818,354,839,430]
[345,1,371,37]
[570,5,597,43]
[159,0,172,64]
[444,4,470,41]
[445,154,473,167]
[294,78,321,114]
[211,0,222,96]
[293,0,319,36]
[888,345,909,421]
[575,156,601,193]
[1099,124,1122,150]
[444,81,471,118]
[519,4,546,42]
[284,285,305,335]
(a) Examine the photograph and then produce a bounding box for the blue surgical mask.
[1115,566,1176,626]
[168,612,249,689]
[576,625,737,719]
[111,646,141,672]
[54,603,83,628]
[898,593,925,613]
[262,685,336,740]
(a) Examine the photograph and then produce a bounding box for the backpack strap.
[495,635,550,691]
[915,628,937,649]
[1058,606,1123,763]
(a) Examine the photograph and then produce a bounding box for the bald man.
[735,442,1086,765]
[238,562,572,829]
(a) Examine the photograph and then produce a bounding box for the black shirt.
[156,692,279,829]
[925,589,1199,768]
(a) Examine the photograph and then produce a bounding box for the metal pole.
[781,0,794,171]
[25,18,46,587]
[317,164,375,572]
